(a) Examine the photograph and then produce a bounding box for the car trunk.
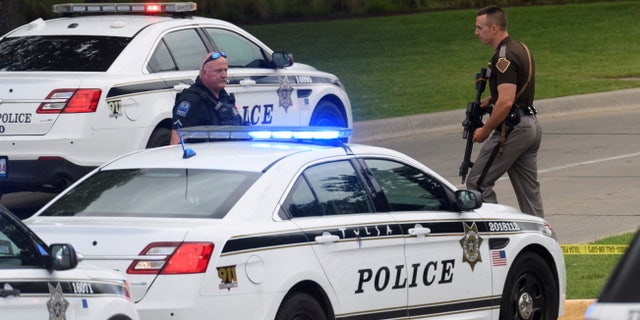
[26,217,193,302]
[0,73,85,136]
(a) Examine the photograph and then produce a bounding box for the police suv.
[0,204,138,320]
[25,126,566,320]
[0,2,351,195]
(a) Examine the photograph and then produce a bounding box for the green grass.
[565,232,635,299]
[243,1,640,121]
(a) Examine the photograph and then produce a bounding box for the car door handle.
[315,231,340,244]
[0,287,20,298]
[408,224,431,237]
[240,79,256,86]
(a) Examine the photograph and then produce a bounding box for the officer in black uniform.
[466,5,544,217]
[170,51,243,144]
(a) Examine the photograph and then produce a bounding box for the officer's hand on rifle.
[472,125,490,143]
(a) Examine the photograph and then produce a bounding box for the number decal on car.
[488,221,521,232]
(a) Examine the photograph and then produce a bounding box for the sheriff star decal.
[47,282,69,320]
[459,222,483,271]
[277,76,294,113]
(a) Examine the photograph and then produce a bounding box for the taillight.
[127,242,214,275]
[124,280,132,300]
[37,89,101,114]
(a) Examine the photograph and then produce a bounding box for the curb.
[561,299,595,320]
[351,88,640,143]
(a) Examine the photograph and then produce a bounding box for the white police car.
[0,2,351,195]
[25,126,565,320]
[585,230,640,320]
[0,204,138,320]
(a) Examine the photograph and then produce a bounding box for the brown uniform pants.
[465,114,544,217]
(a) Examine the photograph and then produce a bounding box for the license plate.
[0,157,6,178]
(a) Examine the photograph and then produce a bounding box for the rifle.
[459,67,488,184]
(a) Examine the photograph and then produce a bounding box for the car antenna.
[173,120,196,159]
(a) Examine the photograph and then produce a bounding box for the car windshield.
[39,168,259,218]
[0,35,130,71]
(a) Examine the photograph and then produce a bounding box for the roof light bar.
[52,2,197,14]
[181,126,352,142]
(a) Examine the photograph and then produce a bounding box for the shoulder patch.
[496,57,511,73]
[176,101,191,117]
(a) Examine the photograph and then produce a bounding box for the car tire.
[146,127,171,148]
[499,252,559,320]
[275,292,327,320]
[310,101,345,127]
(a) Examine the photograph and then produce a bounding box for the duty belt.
[517,105,537,116]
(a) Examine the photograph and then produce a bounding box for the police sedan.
[25,126,565,320]
[0,204,138,320]
[0,2,351,195]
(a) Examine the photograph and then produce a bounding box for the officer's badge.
[459,222,483,271]
[47,282,69,320]
[496,57,511,73]
[277,76,293,113]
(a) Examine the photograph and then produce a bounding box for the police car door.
[204,28,300,126]
[361,158,494,319]
[283,159,409,318]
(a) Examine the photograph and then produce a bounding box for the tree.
[0,0,19,35]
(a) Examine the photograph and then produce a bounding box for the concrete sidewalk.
[351,87,640,143]
[561,299,594,320]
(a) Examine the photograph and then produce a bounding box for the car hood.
[475,202,546,222]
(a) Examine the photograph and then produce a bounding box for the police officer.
[170,51,243,144]
[466,5,544,217]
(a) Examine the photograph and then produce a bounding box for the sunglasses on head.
[202,51,227,68]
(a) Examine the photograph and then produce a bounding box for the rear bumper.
[0,158,94,194]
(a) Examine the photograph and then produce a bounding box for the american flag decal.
[492,250,507,266]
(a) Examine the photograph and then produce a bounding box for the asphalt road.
[2,89,640,244]
[353,88,640,245]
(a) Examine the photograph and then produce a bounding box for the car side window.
[363,159,449,212]
[204,28,269,68]
[149,28,208,72]
[283,161,373,218]
[0,212,41,268]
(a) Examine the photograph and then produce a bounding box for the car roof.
[102,141,347,172]
[100,139,422,174]
[4,14,238,38]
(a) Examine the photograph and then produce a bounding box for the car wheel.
[500,252,559,320]
[146,127,171,148]
[275,292,327,320]
[310,101,345,127]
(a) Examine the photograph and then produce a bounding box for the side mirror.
[272,52,294,68]
[49,243,79,271]
[455,189,483,211]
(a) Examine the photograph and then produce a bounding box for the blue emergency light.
[181,126,352,143]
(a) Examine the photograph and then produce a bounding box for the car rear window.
[39,168,259,219]
[0,35,130,71]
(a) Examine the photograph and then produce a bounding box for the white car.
[0,2,352,195]
[25,126,566,320]
[0,204,138,320]
[585,230,640,320]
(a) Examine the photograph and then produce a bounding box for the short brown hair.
[477,5,508,31]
